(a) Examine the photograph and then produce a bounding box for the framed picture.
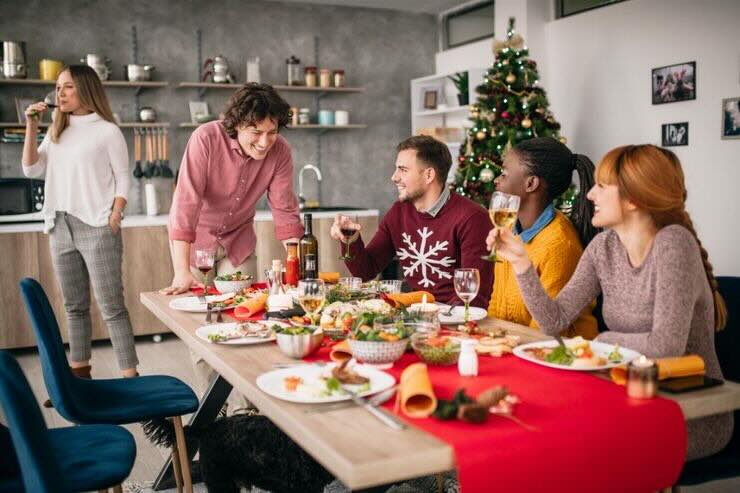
[661,122,688,147]
[15,97,37,124]
[722,97,740,140]
[652,61,696,104]
[189,101,210,124]
[423,89,439,110]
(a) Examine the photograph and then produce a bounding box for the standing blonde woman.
[22,65,139,397]
[487,144,731,460]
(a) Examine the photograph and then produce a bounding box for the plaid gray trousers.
[49,212,139,369]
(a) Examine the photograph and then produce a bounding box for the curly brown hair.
[221,83,291,138]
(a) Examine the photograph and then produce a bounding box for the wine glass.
[297,279,326,325]
[484,191,521,262]
[337,214,360,261]
[453,268,480,324]
[195,248,215,300]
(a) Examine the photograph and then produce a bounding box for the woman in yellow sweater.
[488,137,598,338]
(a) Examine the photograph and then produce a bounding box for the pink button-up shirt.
[169,121,304,267]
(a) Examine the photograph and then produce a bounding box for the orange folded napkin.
[318,272,340,284]
[233,293,268,319]
[610,355,705,385]
[396,362,437,418]
[329,340,352,363]
[387,291,435,308]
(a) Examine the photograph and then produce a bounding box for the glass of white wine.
[297,279,326,325]
[484,191,521,262]
[453,268,480,324]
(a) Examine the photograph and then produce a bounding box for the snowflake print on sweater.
[397,227,455,287]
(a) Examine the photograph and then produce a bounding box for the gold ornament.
[559,136,568,144]
[471,110,481,119]
[487,111,497,123]
[493,33,525,54]
[476,130,486,140]
[521,118,532,129]
[535,107,545,114]
[479,168,495,183]
[502,59,509,66]
[505,73,516,84]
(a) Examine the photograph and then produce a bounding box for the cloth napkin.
[329,340,352,363]
[386,291,435,308]
[396,362,437,418]
[233,293,268,320]
[610,355,705,385]
[318,272,340,284]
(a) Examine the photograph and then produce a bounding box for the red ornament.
[501,111,511,119]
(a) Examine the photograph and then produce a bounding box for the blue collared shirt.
[515,204,556,243]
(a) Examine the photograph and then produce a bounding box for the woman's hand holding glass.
[486,227,531,274]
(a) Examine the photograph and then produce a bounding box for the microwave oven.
[0,178,44,222]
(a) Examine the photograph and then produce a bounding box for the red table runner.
[310,345,687,493]
[191,285,268,321]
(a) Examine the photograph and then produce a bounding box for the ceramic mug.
[334,110,349,126]
[39,59,63,81]
[318,109,334,126]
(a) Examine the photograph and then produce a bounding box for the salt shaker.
[458,339,479,377]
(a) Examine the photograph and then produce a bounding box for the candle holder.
[626,356,658,399]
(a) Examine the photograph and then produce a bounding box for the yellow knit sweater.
[487,211,598,339]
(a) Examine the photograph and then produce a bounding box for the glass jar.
[304,66,318,87]
[298,108,311,125]
[286,56,301,86]
[290,106,299,126]
[319,69,331,88]
[333,69,345,88]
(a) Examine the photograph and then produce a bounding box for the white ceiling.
[263,0,470,14]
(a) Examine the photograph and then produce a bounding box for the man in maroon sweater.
[330,136,493,307]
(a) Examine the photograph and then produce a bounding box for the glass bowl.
[411,332,461,366]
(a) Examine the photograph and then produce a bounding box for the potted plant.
[449,71,469,106]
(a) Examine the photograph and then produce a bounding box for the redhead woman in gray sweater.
[487,144,731,460]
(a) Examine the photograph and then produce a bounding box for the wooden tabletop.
[140,291,740,489]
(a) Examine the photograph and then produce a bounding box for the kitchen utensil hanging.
[143,129,155,178]
[152,128,162,177]
[132,128,144,179]
[160,128,174,178]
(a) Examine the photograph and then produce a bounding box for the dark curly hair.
[221,83,292,138]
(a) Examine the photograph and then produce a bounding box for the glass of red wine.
[337,215,360,261]
[195,248,215,299]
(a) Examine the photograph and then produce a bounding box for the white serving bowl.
[214,278,251,294]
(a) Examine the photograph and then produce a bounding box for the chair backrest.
[0,351,63,493]
[19,277,82,421]
[716,276,740,383]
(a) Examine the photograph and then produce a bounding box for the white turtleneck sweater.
[23,112,129,233]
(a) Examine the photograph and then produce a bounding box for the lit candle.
[626,355,658,399]
[422,294,428,307]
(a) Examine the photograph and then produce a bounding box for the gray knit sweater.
[515,225,732,460]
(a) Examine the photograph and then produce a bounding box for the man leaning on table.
[330,135,493,308]
[161,83,304,410]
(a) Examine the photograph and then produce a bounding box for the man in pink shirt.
[161,84,304,411]
[161,83,304,294]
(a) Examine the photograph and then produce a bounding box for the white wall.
[545,0,740,275]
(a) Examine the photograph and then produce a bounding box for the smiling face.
[391,149,434,203]
[236,117,279,160]
[586,181,625,228]
[494,150,531,197]
[56,70,83,114]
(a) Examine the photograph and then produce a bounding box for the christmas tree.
[452,18,570,209]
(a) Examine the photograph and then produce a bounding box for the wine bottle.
[299,214,319,279]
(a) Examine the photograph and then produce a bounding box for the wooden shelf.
[414,105,469,117]
[179,122,366,130]
[0,122,169,129]
[177,81,364,93]
[0,79,168,88]
[0,122,49,128]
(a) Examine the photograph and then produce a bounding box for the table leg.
[152,374,233,491]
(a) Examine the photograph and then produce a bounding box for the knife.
[304,385,398,414]
[340,384,406,430]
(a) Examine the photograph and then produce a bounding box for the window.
[443,1,494,49]
[556,0,627,18]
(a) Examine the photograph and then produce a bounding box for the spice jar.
[298,108,311,125]
[290,107,299,126]
[458,339,479,376]
[333,69,345,88]
[286,56,301,86]
[319,69,331,88]
[304,66,318,87]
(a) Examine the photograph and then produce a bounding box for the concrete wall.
[0,0,437,214]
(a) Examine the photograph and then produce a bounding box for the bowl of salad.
[411,332,460,366]
[214,271,253,294]
[274,324,324,359]
[347,313,412,365]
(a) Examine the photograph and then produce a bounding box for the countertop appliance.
[0,178,44,223]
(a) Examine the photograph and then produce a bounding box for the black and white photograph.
[722,97,740,140]
[652,61,696,104]
[662,122,689,146]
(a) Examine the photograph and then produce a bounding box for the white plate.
[256,363,396,404]
[513,339,641,371]
[437,305,488,325]
[169,293,236,313]
[195,322,281,345]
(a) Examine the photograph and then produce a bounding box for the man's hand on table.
[160,270,203,295]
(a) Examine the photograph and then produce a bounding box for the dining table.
[140,290,740,491]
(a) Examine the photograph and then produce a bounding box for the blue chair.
[679,276,740,485]
[0,351,135,493]
[19,277,199,493]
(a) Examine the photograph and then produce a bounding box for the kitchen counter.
[0,209,379,234]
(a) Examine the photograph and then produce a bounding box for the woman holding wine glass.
[488,144,731,460]
[486,137,598,339]
[21,65,139,390]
